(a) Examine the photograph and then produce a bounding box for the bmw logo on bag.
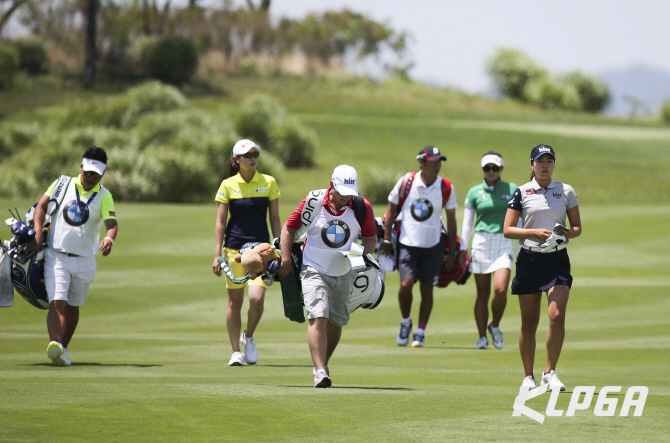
[410,198,433,221]
[321,220,351,248]
[62,200,90,226]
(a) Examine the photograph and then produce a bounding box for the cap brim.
[82,159,106,175]
[333,183,358,196]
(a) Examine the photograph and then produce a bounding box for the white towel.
[0,242,14,307]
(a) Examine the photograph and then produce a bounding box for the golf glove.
[540,233,566,253]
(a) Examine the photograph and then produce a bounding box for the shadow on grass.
[274,385,416,391]
[27,363,162,368]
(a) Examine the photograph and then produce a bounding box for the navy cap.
[417,145,447,162]
[530,144,555,162]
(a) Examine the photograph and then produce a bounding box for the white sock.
[401,317,411,325]
[416,328,425,336]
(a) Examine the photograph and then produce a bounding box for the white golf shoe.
[488,323,504,349]
[312,365,329,376]
[541,370,566,391]
[314,369,331,388]
[411,333,425,348]
[228,351,244,366]
[521,375,536,389]
[62,348,72,366]
[240,331,258,365]
[47,341,65,366]
[476,337,488,349]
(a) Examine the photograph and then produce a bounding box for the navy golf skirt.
[511,248,572,295]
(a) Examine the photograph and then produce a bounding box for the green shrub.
[660,100,670,125]
[142,35,199,86]
[486,48,547,101]
[524,77,581,111]
[235,94,285,148]
[11,37,48,74]
[127,35,160,77]
[270,117,317,167]
[147,148,216,203]
[362,168,401,205]
[563,72,610,112]
[0,45,19,90]
[118,81,188,127]
[254,150,285,183]
[133,110,210,149]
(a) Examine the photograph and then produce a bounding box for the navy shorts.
[511,248,572,295]
[398,242,443,286]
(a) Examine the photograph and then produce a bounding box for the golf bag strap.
[46,175,71,220]
[351,195,368,231]
[395,172,416,216]
[441,178,452,208]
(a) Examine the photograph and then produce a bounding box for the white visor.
[481,154,503,168]
[82,158,106,175]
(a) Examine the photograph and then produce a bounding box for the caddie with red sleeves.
[278,165,377,388]
[380,145,458,348]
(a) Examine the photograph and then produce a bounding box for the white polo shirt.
[388,173,457,248]
[508,178,579,248]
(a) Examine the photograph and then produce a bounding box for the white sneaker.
[476,337,488,349]
[228,351,244,366]
[314,369,331,388]
[47,341,65,366]
[62,348,72,366]
[521,375,536,389]
[240,331,258,365]
[541,370,566,391]
[313,365,329,376]
[396,320,412,346]
[411,333,425,348]
[488,323,504,349]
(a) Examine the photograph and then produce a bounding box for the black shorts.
[398,242,443,286]
[511,248,572,295]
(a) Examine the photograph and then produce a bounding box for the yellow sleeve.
[268,176,280,201]
[100,192,116,220]
[44,179,59,196]
[215,180,230,204]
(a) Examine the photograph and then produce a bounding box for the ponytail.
[228,155,239,178]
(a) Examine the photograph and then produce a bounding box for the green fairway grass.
[1,199,668,442]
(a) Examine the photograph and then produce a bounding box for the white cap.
[82,158,106,175]
[331,165,359,196]
[481,154,503,168]
[233,139,261,156]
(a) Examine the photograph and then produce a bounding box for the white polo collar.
[531,177,555,190]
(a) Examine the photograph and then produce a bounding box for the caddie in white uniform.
[278,165,377,388]
[28,146,118,366]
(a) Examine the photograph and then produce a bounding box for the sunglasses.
[482,165,501,173]
[84,171,102,179]
[241,152,260,159]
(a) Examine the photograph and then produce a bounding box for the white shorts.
[44,249,97,307]
[469,232,514,274]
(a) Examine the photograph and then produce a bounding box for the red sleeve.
[360,198,377,237]
[285,197,307,230]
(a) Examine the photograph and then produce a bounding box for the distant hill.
[599,65,670,118]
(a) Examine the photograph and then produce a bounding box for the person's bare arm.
[99,219,117,256]
[26,195,49,252]
[212,203,228,276]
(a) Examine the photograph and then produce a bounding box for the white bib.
[399,177,444,248]
[303,204,361,276]
[48,181,108,256]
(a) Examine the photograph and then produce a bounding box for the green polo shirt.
[464,180,516,234]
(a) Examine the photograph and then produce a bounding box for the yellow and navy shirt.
[45,175,116,220]
[215,172,280,249]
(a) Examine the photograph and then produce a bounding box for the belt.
[56,251,80,257]
[521,244,566,253]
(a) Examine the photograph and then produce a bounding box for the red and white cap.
[331,165,359,196]
[233,139,261,156]
[82,158,106,175]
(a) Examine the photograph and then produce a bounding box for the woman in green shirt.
[459,152,516,350]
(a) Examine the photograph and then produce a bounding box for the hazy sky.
[247,0,670,93]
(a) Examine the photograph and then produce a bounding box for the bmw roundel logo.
[321,220,351,248]
[410,198,433,221]
[62,200,90,226]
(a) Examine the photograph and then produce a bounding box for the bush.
[235,94,286,148]
[270,117,317,167]
[487,48,547,101]
[0,45,19,90]
[524,77,582,111]
[660,100,670,125]
[363,168,401,205]
[142,35,199,86]
[11,37,48,74]
[563,72,610,112]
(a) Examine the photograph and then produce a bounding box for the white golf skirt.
[469,232,514,274]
